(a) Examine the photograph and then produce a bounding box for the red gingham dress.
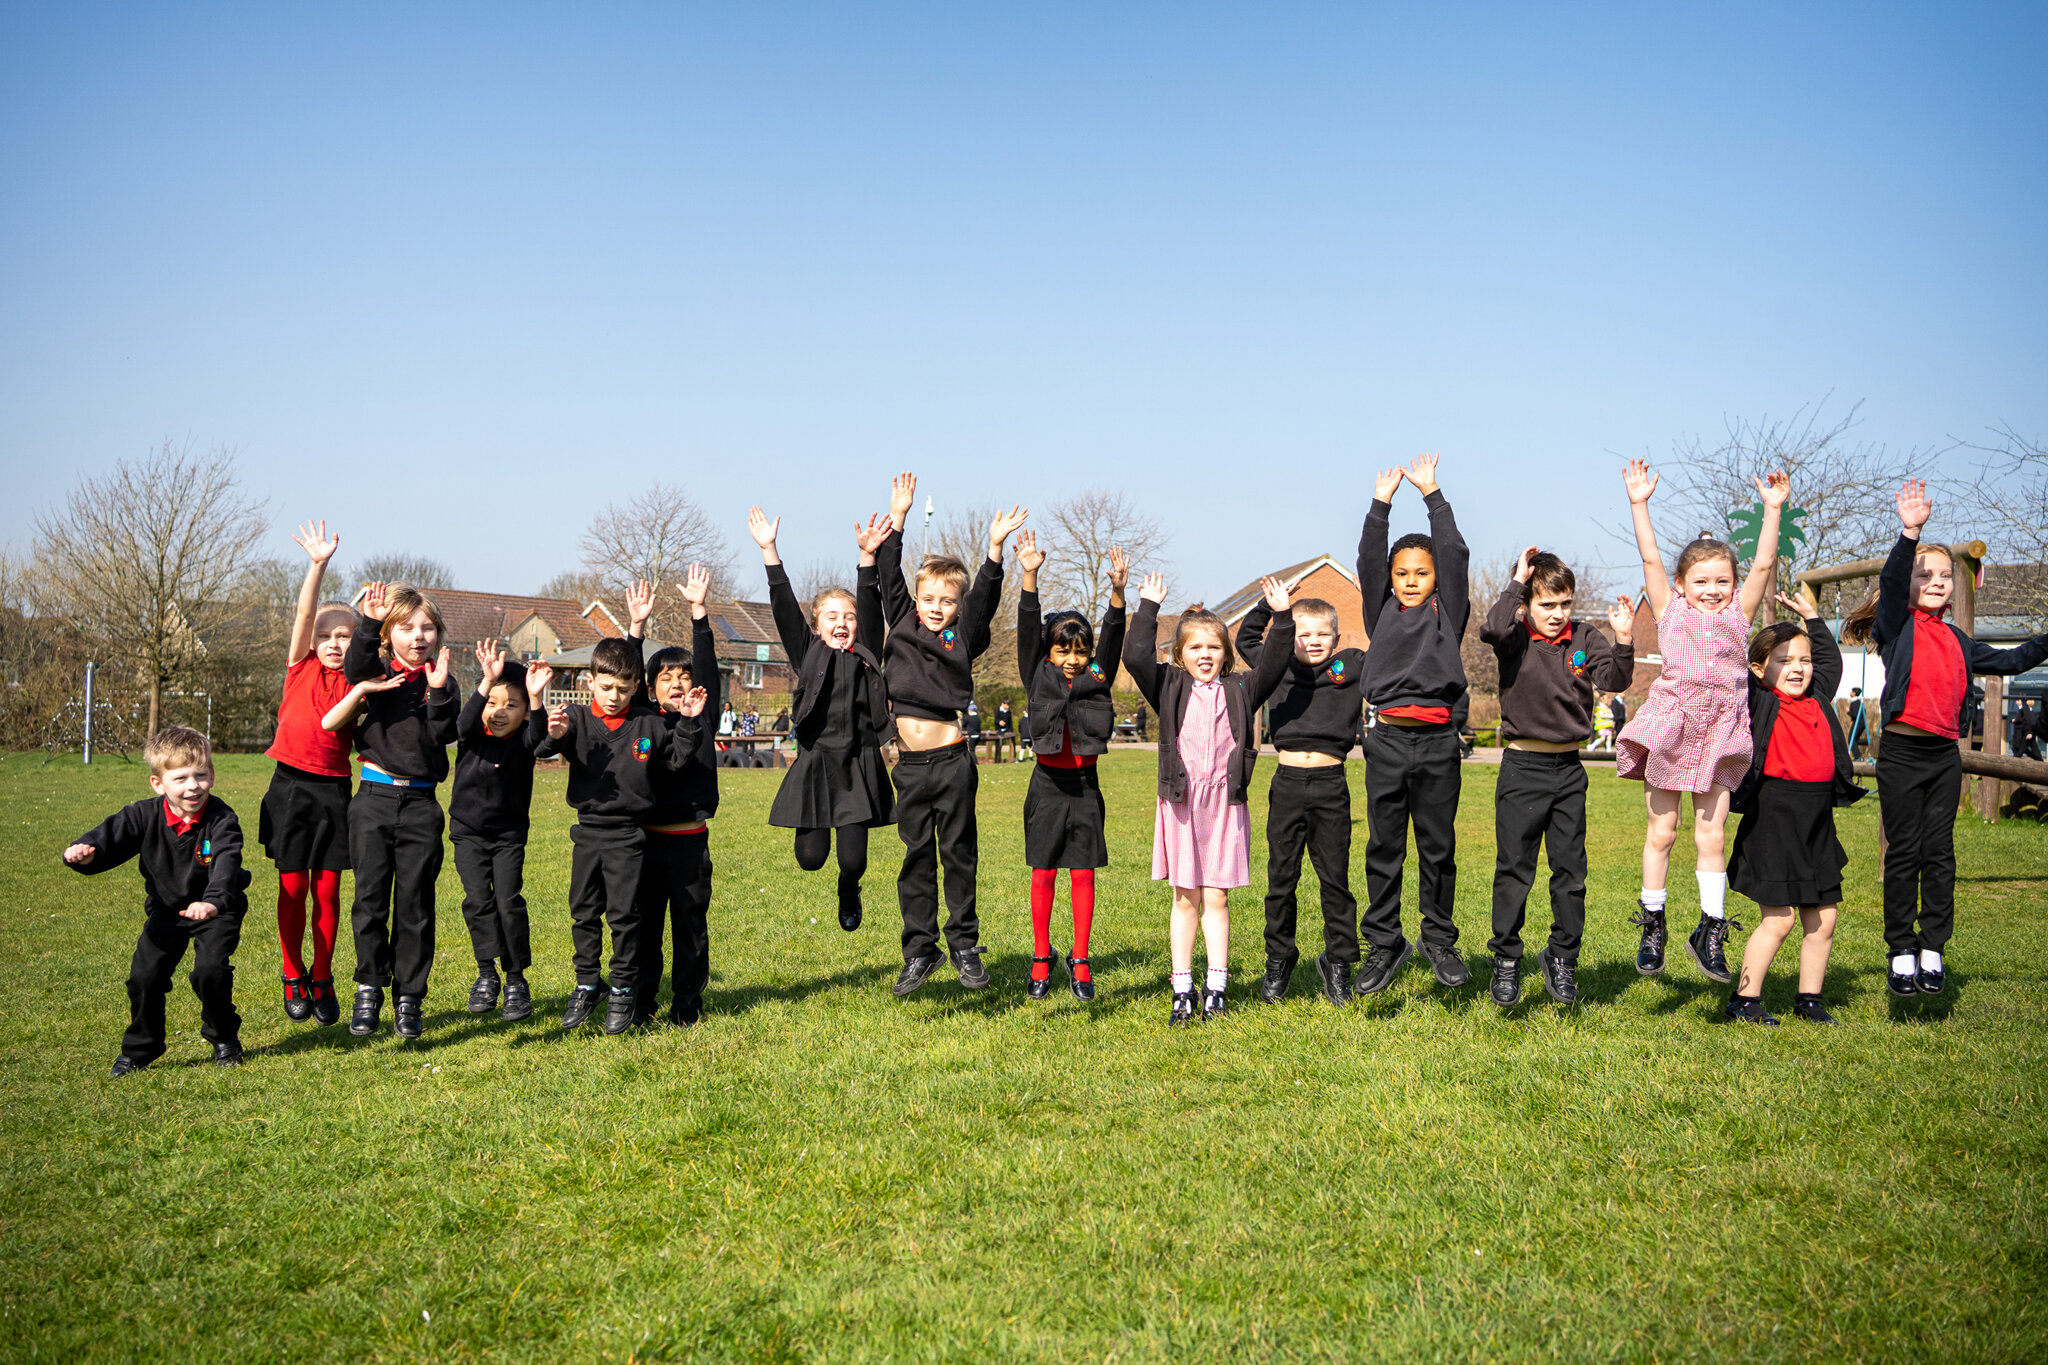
[1615,595,1753,794]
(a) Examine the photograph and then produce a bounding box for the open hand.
[547,704,571,739]
[1775,586,1820,619]
[360,581,390,621]
[625,579,655,632]
[294,520,339,566]
[474,638,505,684]
[1623,458,1659,505]
[679,563,711,612]
[426,647,452,689]
[1015,529,1046,574]
[1139,571,1168,605]
[1108,545,1129,590]
[677,685,710,718]
[1405,451,1441,495]
[1260,575,1290,612]
[180,901,219,922]
[1373,467,1404,503]
[63,843,95,866]
[1897,478,1932,531]
[359,673,409,695]
[888,472,918,525]
[747,506,780,551]
[1754,469,1790,509]
[988,504,1030,549]
[854,513,891,555]
[1513,544,1540,584]
[525,660,553,700]
[1607,594,1635,644]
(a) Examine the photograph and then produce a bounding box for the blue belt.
[360,768,437,789]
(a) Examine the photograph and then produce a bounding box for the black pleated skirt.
[769,744,895,830]
[1727,777,1845,909]
[258,762,353,872]
[1024,761,1108,870]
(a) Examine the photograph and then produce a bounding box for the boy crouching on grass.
[62,726,253,1076]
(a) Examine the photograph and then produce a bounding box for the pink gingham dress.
[1152,679,1251,889]
[1616,595,1753,794]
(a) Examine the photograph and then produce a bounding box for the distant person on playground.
[993,698,1014,761]
[258,520,355,1030]
[64,727,252,1076]
[1234,589,1367,1007]
[1125,571,1296,1024]
[1722,586,1865,1025]
[1354,452,1472,997]
[1014,532,1128,1003]
[1479,547,1635,1007]
[1614,460,1788,990]
[1591,693,1615,750]
[1843,479,2048,998]
[751,504,894,936]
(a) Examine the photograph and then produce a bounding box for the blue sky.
[2,2,2042,604]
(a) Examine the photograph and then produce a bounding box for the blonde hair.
[377,584,446,656]
[313,601,356,633]
[915,555,970,596]
[1292,597,1340,632]
[145,725,211,776]
[1171,607,1236,677]
[1843,542,1952,644]
[810,587,858,632]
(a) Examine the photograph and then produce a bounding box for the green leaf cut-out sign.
[1728,502,1809,567]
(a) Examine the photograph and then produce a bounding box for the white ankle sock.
[1891,953,1916,976]
[1639,887,1667,911]
[1205,965,1229,993]
[1170,970,1193,994]
[1696,871,1727,919]
[1919,949,1943,972]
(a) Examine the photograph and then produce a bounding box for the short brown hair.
[1674,537,1738,582]
[377,584,446,655]
[145,726,211,776]
[1293,597,1340,632]
[809,586,858,631]
[915,556,970,596]
[590,636,644,684]
[1747,620,1807,668]
[1171,607,1236,677]
[1527,553,1576,600]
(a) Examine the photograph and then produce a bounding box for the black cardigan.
[1729,614,1866,815]
[768,562,892,748]
[631,614,724,824]
[1122,599,1295,805]
[1869,533,2048,733]
[1018,590,1126,757]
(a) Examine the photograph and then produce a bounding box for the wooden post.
[1977,674,2008,820]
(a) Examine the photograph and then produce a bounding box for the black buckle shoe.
[603,988,638,1034]
[561,983,606,1029]
[282,973,314,1022]
[467,970,500,1014]
[1917,962,1946,996]
[307,978,340,1027]
[1686,914,1739,984]
[952,945,990,990]
[1026,953,1057,1000]
[1537,947,1578,1004]
[1261,951,1299,1003]
[1202,985,1228,1021]
[213,1041,245,1067]
[393,995,424,1040]
[1489,955,1521,1007]
[1314,953,1354,1006]
[670,996,702,1027]
[1354,939,1413,995]
[893,952,944,997]
[1887,959,1919,996]
[1723,993,1780,1026]
[1792,994,1838,1025]
[838,895,862,932]
[349,985,383,1036]
[1629,903,1667,974]
[109,1054,149,1078]
[500,974,533,1022]
[1420,941,1470,988]
[1169,989,1196,1027]
[1066,954,1095,1002]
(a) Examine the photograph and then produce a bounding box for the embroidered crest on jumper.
[634,735,653,762]
[1568,648,1591,678]
[940,628,957,651]
[1088,662,1103,678]
[195,838,214,866]
[1329,658,1347,680]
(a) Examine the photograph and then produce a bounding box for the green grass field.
[2,749,2044,1363]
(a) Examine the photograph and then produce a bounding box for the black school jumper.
[536,703,701,991]
[343,620,458,999]
[876,528,1004,964]
[1866,534,2048,954]
[1479,585,1635,963]
[67,797,252,1063]
[1018,590,1126,869]
[1235,602,1368,966]
[1358,491,1471,953]
[451,691,549,974]
[631,615,723,1020]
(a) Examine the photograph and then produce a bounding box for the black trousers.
[894,741,980,962]
[795,824,869,915]
[1262,764,1360,964]
[1361,722,1462,951]
[569,824,646,988]
[635,829,712,1016]
[123,901,245,1062]
[452,828,530,972]
[349,784,444,997]
[1488,748,1588,962]
[1878,730,1962,954]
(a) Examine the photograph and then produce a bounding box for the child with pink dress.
[1616,458,1789,986]
[1123,572,1297,1024]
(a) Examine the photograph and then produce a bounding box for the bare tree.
[1958,425,2048,627]
[789,560,851,611]
[919,501,1026,692]
[578,483,735,632]
[1038,489,1171,619]
[31,441,271,735]
[338,552,457,593]
[535,569,608,604]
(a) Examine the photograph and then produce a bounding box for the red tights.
[277,870,342,980]
[1029,867,1095,984]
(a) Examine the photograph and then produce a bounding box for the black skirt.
[1024,761,1108,870]
[1727,776,1845,909]
[769,744,895,830]
[258,762,353,872]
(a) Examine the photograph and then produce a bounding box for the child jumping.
[64,727,252,1075]
[1723,588,1864,1024]
[258,520,355,1027]
[752,506,895,934]
[1616,459,1787,985]
[1125,572,1295,1024]
[1843,479,2048,996]
[1014,532,1128,1002]
[1355,453,1472,996]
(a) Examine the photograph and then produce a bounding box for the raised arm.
[1412,459,1469,629]
[1094,545,1128,689]
[1623,460,1670,619]
[1874,479,1931,646]
[1246,577,1298,707]
[1234,601,1273,668]
[1480,551,1534,648]
[425,647,459,747]
[1966,631,2048,679]
[1737,470,1789,623]
[286,520,340,665]
[1357,465,1403,632]
[1015,530,1046,687]
[1778,589,1841,699]
[1122,573,1168,708]
[344,582,389,683]
[1593,595,1637,692]
[876,527,912,626]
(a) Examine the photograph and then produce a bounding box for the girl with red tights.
[258,521,357,1026]
[1013,533,1128,1001]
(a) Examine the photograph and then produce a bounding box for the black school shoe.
[1917,962,1946,996]
[952,945,991,990]
[213,1041,244,1067]
[467,969,500,1014]
[603,988,639,1035]
[109,1054,150,1078]
[1261,951,1299,1003]
[1723,993,1780,1026]
[1792,993,1839,1025]
[307,978,340,1027]
[349,985,384,1036]
[1026,954,1057,1000]
[282,973,314,1022]
[1489,955,1521,1007]
[838,894,862,933]
[1315,953,1354,1006]
[1630,903,1667,975]
[1420,941,1470,988]
[892,952,944,997]
[1685,914,1740,984]
[1536,947,1579,1005]
[1065,954,1095,1003]
[1887,958,1919,996]
[561,983,607,1029]
[393,995,424,1040]
[500,974,533,1022]
[1202,986,1228,1021]
[1354,939,1413,996]
[670,996,703,1028]
[1169,989,1197,1027]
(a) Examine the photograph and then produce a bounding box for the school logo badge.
[634,735,653,762]
[1088,662,1103,678]
[940,628,957,651]
[194,838,214,866]
[1568,648,1591,678]
[1329,658,1347,680]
